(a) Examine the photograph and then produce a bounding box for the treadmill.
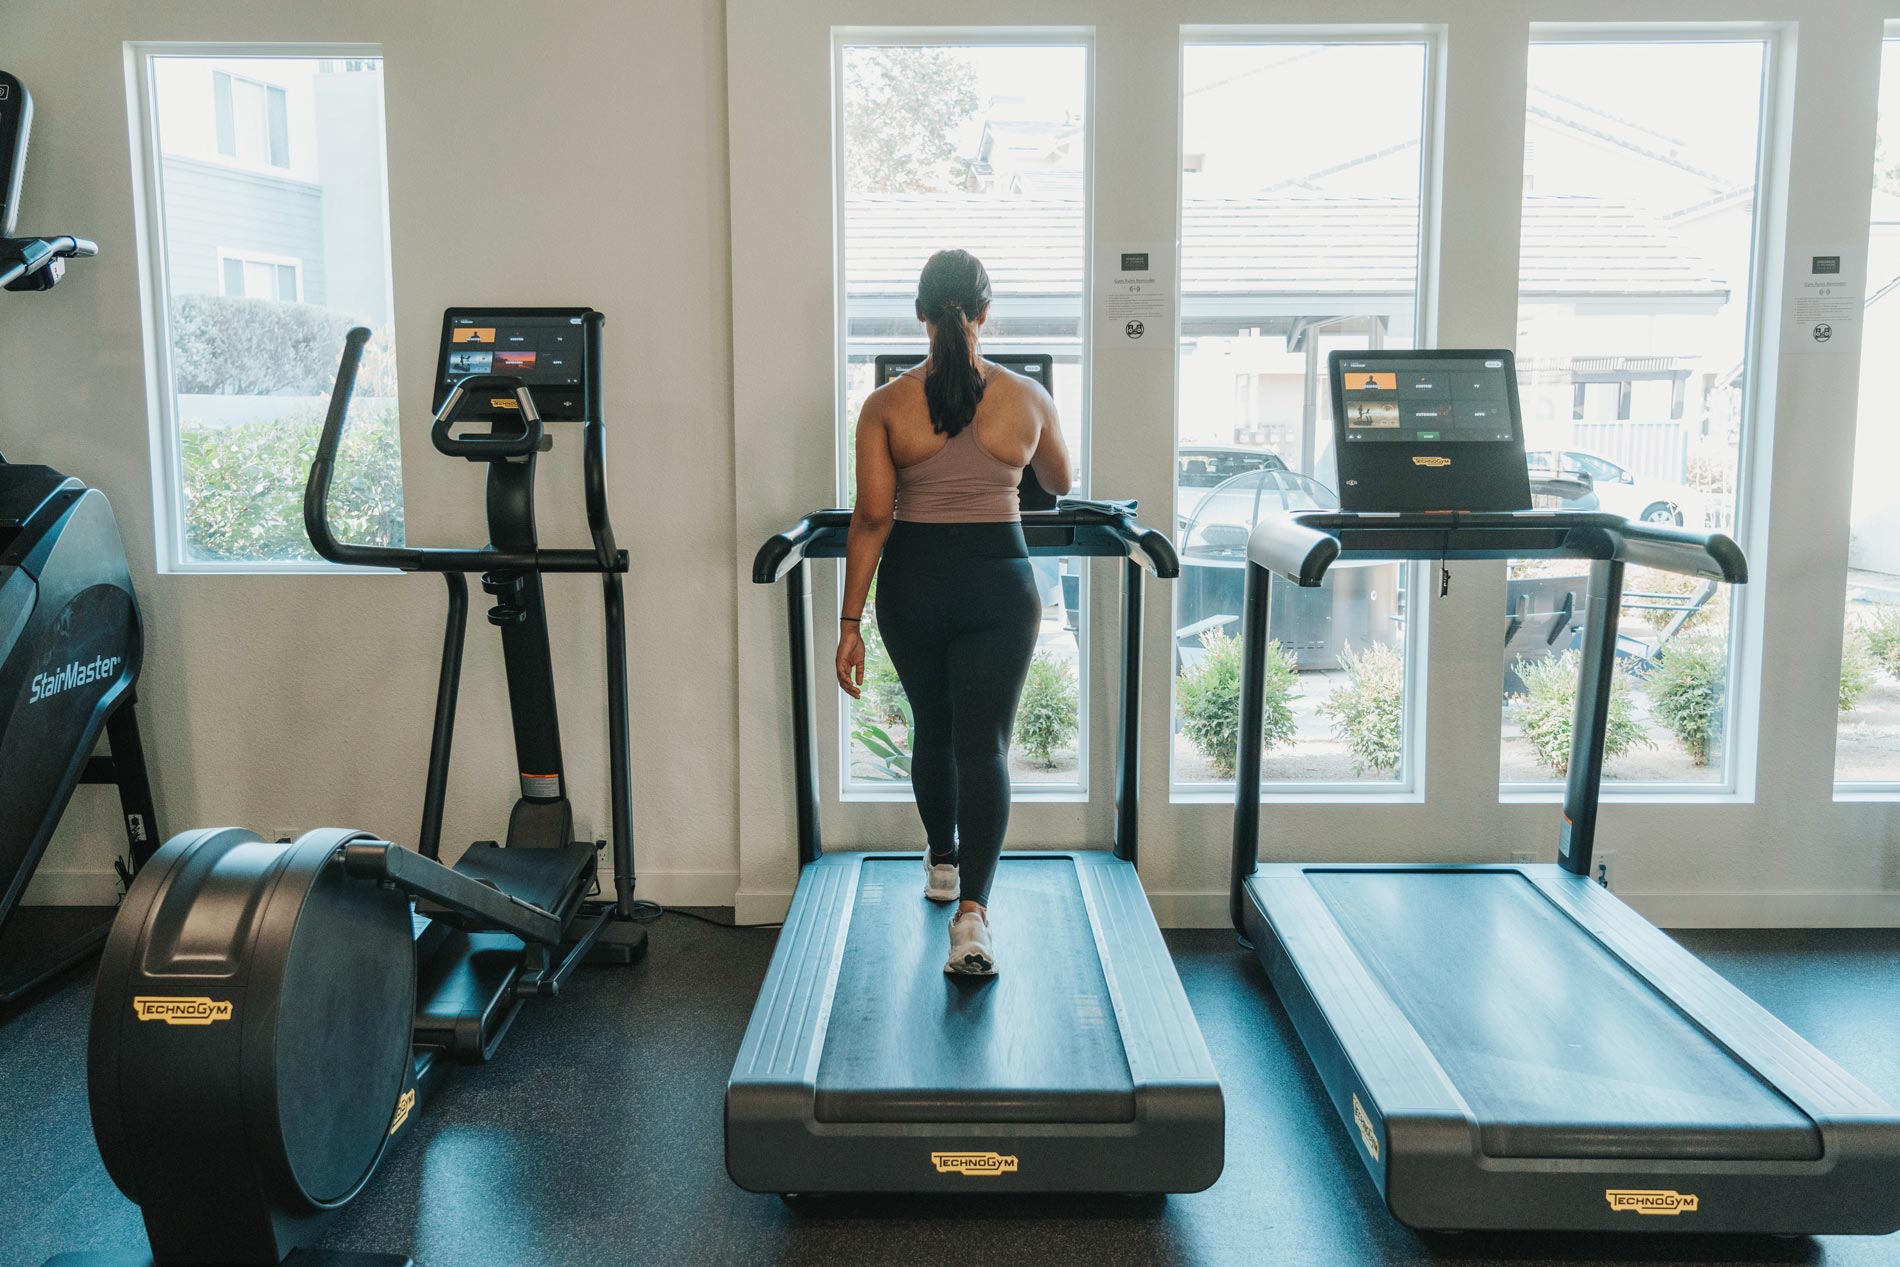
[1229,349,1900,1234]
[728,496,1223,1195]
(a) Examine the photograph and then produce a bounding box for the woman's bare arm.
[837,397,897,695]
[1027,384,1074,494]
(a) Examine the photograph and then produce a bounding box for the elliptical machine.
[0,67,157,1008]
[68,310,645,1267]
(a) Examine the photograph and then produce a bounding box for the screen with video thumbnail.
[442,313,585,390]
[1336,355,1516,444]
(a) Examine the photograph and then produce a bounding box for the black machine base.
[588,915,648,964]
[46,1252,414,1266]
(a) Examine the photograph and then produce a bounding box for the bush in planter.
[180,402,403,562]
[1863,604,1900,681]
[1841,630,1878,712]
[1013,652,1079,767]
[1511,649,1648,776]
[1318,642,1404,776]
[1647,637,1725,766]
[1179,628,1298,780]
[852,697,913,782]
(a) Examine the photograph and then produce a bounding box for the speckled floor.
[3,919,1897,1266]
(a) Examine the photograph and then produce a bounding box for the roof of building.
[843,192,1731,302]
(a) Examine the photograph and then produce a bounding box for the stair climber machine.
[54,310,646,1267]
[0,67,159,1008]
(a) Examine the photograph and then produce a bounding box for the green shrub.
[1511,649,1649,776]
[851,698,913,782]
[1318,643,1404,775]
[1647,637,1726,766]
[1179,628,1298,780]
[1625,566,1726,636]
[1013,652,1079,767]
[170,294,396,396]
[1863,604,1900,681]
[856,610,909,727]
[1841,631,1878,713]
[179,402,404,563]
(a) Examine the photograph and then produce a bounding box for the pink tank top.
[892,373,1024,524]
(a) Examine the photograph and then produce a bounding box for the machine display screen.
[435,308,592,421]
[1336,355,1516,444]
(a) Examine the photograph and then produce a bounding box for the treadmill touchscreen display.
[1338,355,1516,444]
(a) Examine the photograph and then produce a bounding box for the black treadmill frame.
[1228,509,1900,1233]
[729,502,1225,1195]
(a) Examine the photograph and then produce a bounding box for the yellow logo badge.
[132,996,233,1026]
[931,1151,1019,1176]
[389,1088,417,1136]
[1606,1189,1700,1216]
[1351,1093,1380,1161]
[1411,456,1452,468]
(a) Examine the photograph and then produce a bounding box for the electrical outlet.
[1594,850,1616,890]
[1510,850,1537,865]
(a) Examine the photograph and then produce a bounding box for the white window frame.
[1834,23,1900,802]
[129,41,395,575]
[1499,22,1788,805]
[830,27,1097,803]
[1170,25,1445,804]
[214,247,304,302]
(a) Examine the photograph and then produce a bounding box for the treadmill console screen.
[873,353,1057,510]
[435,307,592,422]
[1328,349,1532,513]
[1337,355,1516,444]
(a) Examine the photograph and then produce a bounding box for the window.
[138,51,402,569]
[1837,35,1900,791]
[1504,37,1768,791]
[835,38,1090,796]
[213,71,289,168]
[1174,37,1432,793]
[218,250,302,302]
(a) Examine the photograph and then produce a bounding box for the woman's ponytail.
[915,249,993,437]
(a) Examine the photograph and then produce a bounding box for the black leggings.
[875,521,1041,907]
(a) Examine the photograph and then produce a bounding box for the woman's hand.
[836,622,866,698]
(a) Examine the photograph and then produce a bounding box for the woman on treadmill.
[835,249,1074,976]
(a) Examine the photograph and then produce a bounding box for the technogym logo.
[132,996,234,1026]
[1606,1189,1700,1216]
[28,653,121,704]
[389,1088,417,1136]
[1410,456,1451,468]
[931,1151,1019,1176]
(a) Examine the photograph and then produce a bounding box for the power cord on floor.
[627,898,781,931]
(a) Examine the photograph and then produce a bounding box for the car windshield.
[1181,469,1339,556]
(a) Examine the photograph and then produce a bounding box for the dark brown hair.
[914,249,992,436]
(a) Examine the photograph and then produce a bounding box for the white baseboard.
[1623,890,1900,929]
[735,890,793,926]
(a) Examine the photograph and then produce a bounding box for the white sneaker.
[924,851,959,903]
[945,909,996,976]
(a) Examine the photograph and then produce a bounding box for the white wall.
[3,0,1897,930]
[3,0,739,909]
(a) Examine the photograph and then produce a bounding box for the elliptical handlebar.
[305,323,627,575]
[430,376,543,459]
[0,234,98,290]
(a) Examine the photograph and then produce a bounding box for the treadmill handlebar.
[307,324,626,575]
[1248,509,1746,588]
[752,500,1180,584]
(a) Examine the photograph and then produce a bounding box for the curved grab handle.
[1247,516,1341,587]
[1609,520,1747,584]
[306,327,423,568]
[431,374,542,460]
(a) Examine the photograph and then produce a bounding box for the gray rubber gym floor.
[3,917,1897,1266]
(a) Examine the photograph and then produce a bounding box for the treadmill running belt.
[1308,869,1821,1160]
[815,857,1135,1124]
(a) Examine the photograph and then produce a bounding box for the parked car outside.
[1526,448,1705,527]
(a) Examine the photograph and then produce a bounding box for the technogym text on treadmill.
[1229,349,1900,1234]
[729,490,1222,1195]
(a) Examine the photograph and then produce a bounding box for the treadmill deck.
[1247,862,1900,1233]
[727,850,1222,1194]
